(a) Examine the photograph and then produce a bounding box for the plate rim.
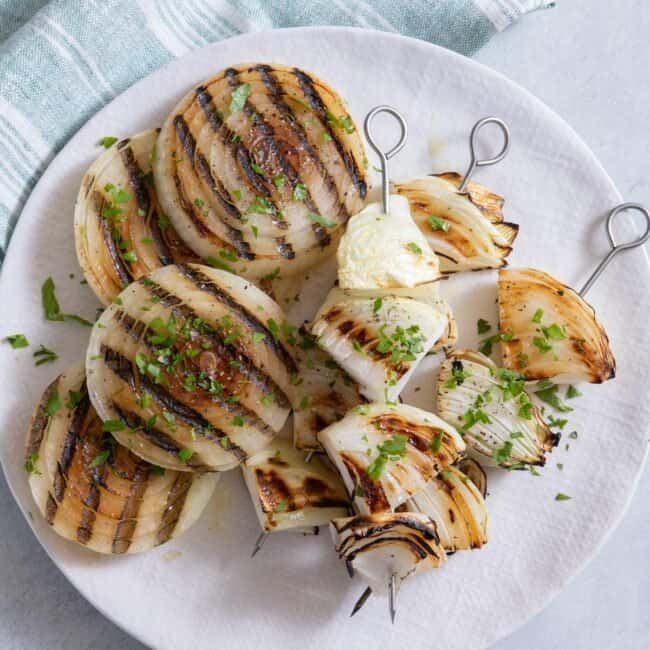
[1,24,648,650]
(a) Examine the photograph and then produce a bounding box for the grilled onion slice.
[407,465,488,551]
[498,268,615,383]
[292,333,366,452]
[318,403,465,514]
[311,289,449,402]
[86,264,297,472]
[331,513,446,593]
[457,457,487,498]
[394,172,518,272]
[153,63,368,281]
[242,438,349,533]
[337,195,441,289]
[436,349,559,467]
[25,363,217,554]
[74,130,200,305]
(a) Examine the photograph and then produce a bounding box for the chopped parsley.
[547,415,568,429]
[367,434,408,481]
[98,136,118,148]
[517,351,529,368]
[229,83,251,114]
[149,465,166,476]
[267,319,280,341]
[534,380,573,412]
[477,319,491,335]
[555,493,571,501]
[262,267,281,282]
[233,189,242,201]
[102,419,125,433]
[273,499,289,513]
[445,359,471,389]
[479,330,514,356]
[178,448,194,462]
[24,451,40,475]
[33,344,58,366]
[252,332,266,344]
[430,431,443,453]
[532,336,552,353]
[325,111,355,134]
[261,393,275,407]
[251,225,259,238]
[65,390,83,409]
[493,441,513,466]
[292,183,307,201]
[247,196,274,215]
[250,162,264,175]
[5,334,29,348]
[376,323,425,364]
[356,404,370,415]
[41,277,93,326]
[532,308,544,324]
[307,212,337,228]
[45,392,61,416]
[373,297,383,313]
[232,415,245,427]
[428,215,450,232]
[273,174,286,190]
[407,242,423,254]
[566,385,582,399]
[88,450,110,469]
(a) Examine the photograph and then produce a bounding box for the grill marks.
[292,67,367,201]
[102,346,247,463]
[130,278,292,407]
[28,366,205,554]
[176,264,298,373]
[173,114,253,260]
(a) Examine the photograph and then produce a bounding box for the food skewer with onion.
[394,117,519,273]
[317,402,468,621]
[310,107,455,404]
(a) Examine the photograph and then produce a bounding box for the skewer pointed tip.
[388,573,397,624]
[251,531,268,557]
[304,451,314,464]
[350,586,372,617]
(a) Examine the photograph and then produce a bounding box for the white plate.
[1,27,649,650]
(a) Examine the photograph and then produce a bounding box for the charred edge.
[255,64,349,223]
[336,514,440,543]
[45,493,58,524]
[275,237,295,260]
[53,388,92,503]
[176,264,298,373]
[102,346,247,461]
[25,377,59,465]
[148,208,175,266]
[119,145,150,212]
[342,535,439,566]
[118,291,291,409]
[110,402,189,458]
[156,473,194,545]
[195,85,224,131]
[341,454,390,514]
[77,464,103,544]
[292,68,367,200]
[174,114,253,260]
[111,461,151,554]
[98,195,133,286]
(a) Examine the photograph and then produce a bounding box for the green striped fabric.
[0,0,554,262]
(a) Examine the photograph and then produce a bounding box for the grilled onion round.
[74,130,200,305]
[153,63,368,280]
[86,264,297,472]
[25,363,217,554]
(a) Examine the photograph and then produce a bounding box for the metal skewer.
[350,586,372,617]
[458,117,510,192]
[578,202,650,296]
[363,105,408,214]
[388,572,397,623]
[250,531,268,557]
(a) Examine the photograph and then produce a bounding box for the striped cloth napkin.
[0,0,554,262]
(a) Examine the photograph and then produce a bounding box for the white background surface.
[0,1,648,648]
